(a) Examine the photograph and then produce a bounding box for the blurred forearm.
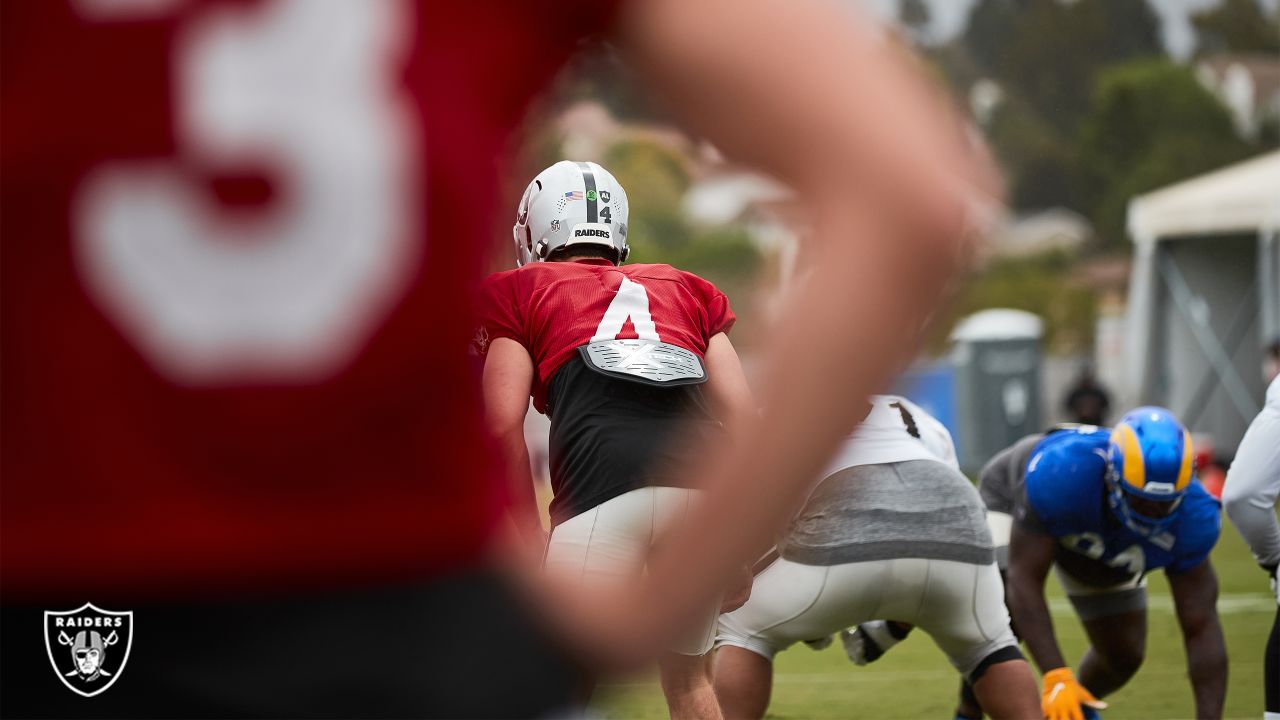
[643,195,968,632]
[621,0,1000,638]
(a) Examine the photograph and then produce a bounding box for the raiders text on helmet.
[512,161,630,266]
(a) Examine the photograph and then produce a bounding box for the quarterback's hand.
[1041,667,1106,720]
[1265,564,1279,605]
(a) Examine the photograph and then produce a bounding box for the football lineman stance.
[858,410,1226,720]
[993,410,1224,720]
[477,161,755,719]
[712,396,1040,720]
[1222,375,1280,719]
[879,409,1223,720]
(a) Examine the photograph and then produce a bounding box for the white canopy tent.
[1125,150,1280,456]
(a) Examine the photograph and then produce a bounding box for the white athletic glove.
[841,620,907,665]
[1267,564,1278,605]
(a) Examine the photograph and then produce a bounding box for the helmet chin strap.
[1108,489,1149,537]
[1106,476,1180,537]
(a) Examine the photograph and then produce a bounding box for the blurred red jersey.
[0,0,615,598]
[476,259,735,413]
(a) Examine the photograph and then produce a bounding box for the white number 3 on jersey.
[73,0,420,385]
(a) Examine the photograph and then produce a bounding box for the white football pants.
[544,486,717,655]
[717,555,1016,677]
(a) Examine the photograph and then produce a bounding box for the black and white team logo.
[44,603,133,697]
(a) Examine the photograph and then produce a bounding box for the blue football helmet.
[1105,407,1194,536]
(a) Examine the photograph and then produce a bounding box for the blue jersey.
[1021,426,1220,577]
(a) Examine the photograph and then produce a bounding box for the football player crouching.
[847,409,1226,720]
[712,396,1040,720]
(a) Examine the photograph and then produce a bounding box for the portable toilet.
[950,309,1044,474]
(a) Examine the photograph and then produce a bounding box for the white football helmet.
[512,161,629,266]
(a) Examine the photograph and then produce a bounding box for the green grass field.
[592,526,1273,719]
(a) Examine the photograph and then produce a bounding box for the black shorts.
[1,569,581,719]
[546,356,723,525]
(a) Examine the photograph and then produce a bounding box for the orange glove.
[1041,667,1107,720]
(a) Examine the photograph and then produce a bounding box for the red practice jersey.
[1,0,615,598]
[475,258,736,413]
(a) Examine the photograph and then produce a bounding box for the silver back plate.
[579,339,706,386]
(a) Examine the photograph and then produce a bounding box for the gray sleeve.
[978,434,1042,516]
[1223,392,1280,568]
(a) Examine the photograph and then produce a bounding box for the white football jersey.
[821,395,959,476]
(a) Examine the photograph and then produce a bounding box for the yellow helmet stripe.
[1116,424,1145,489]
[1177,429,1194,491]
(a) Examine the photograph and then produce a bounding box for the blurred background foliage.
[514,0,1278,355]
[1194,0,1280,54]
[1077,59,1254,243]
[937,0,1272,246]
[932,251,1101,354]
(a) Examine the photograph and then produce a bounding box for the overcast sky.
[860,0,1278,60]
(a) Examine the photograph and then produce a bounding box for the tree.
[934,250,1098,354]
[961,0,1162,136]
[1077,59,1254,245]
[1193,0,1280,56]
[984,92,1081,211]
[1083,0,1163,65]
[997,0,1091,135]
[603,139,692,252]
[963,0,1021,75]
[899,0,931,40]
